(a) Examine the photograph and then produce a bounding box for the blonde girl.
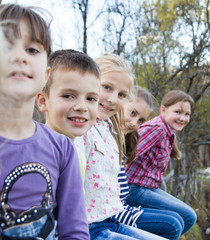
[125,90,197,236]
[76,54,167,240]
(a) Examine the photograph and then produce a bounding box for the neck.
[0,97,36,140]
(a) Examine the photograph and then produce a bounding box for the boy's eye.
[26,48,40,54]
[62,94,74,99]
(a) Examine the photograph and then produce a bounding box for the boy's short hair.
[43,49,101,96]
[0,4,52,56]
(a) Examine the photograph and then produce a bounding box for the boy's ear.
[37,92,48,113]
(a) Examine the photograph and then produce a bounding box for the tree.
[133,0,210,206]
[71,0,105,54]
[101,0,139,56]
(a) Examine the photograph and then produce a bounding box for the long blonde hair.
[95,54,133,164]
[161,90,194,159]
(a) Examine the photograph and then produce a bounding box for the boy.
[37,49,101,180]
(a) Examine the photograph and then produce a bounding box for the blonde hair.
[161,90,194,160]
[95,53,133,80]
[95,54,133,164]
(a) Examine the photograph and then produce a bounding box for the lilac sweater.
[0,122,90,239]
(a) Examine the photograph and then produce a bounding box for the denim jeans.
[1,216,57,239]
[89,217,168,240]
[126,184,197,235]
[136,208,184,240]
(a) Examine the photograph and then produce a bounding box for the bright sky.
[2,0,104,58]
[2,0,209,64]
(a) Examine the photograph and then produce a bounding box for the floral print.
[75,118,124,224]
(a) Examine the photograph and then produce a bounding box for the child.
[0,4,89,239]
[125,90,197,235]
[123,85,156,135]
[37,49,101,181]
[75,54,168,240]
[116,86,184,240]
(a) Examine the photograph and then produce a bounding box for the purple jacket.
[0,122,90,239]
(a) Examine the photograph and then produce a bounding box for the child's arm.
[56,137,90,239]
[136,125,171,166]
[137,125,166,156]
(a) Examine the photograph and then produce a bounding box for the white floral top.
[75,118,124,224]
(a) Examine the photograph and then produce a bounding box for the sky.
[2,0,104,58]
[2,0,210,64]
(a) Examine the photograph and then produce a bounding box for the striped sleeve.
[115,202,143,227]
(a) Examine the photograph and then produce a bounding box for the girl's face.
[161,101,191,132]
[1,19,50,100]
[98,71,131,120]
[123,98,151,134]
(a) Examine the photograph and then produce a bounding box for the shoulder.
[35,122,77,167]
[139,116,165,136]
[37,122,74,146]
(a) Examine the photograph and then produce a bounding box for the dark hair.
[161,90,194,159]
[129,85,156,112]
[43,49,101,96]
[0,4,52,56]
[124,85,156,165]
[124,130,140,165]
[161,90,194,109]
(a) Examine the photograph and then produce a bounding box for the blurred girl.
[0,4,89,239]
[125,90,197,236]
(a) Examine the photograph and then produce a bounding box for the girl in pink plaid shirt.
[125,90,197,236]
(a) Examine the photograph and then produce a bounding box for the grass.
[182,223,203,240]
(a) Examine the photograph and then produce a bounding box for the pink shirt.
[125,115,175,188]
[75,118,124,224]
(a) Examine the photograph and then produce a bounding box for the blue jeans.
[1,215,57,239]
[89,217,168,240]
[126,184,197,235]
[136,208,184,240]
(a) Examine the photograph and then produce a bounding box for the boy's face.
[37,69,100,140]
[1,19,50,100]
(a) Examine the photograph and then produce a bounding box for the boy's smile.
[38,69,100,140]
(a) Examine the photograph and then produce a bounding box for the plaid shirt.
[125,115,175,188]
